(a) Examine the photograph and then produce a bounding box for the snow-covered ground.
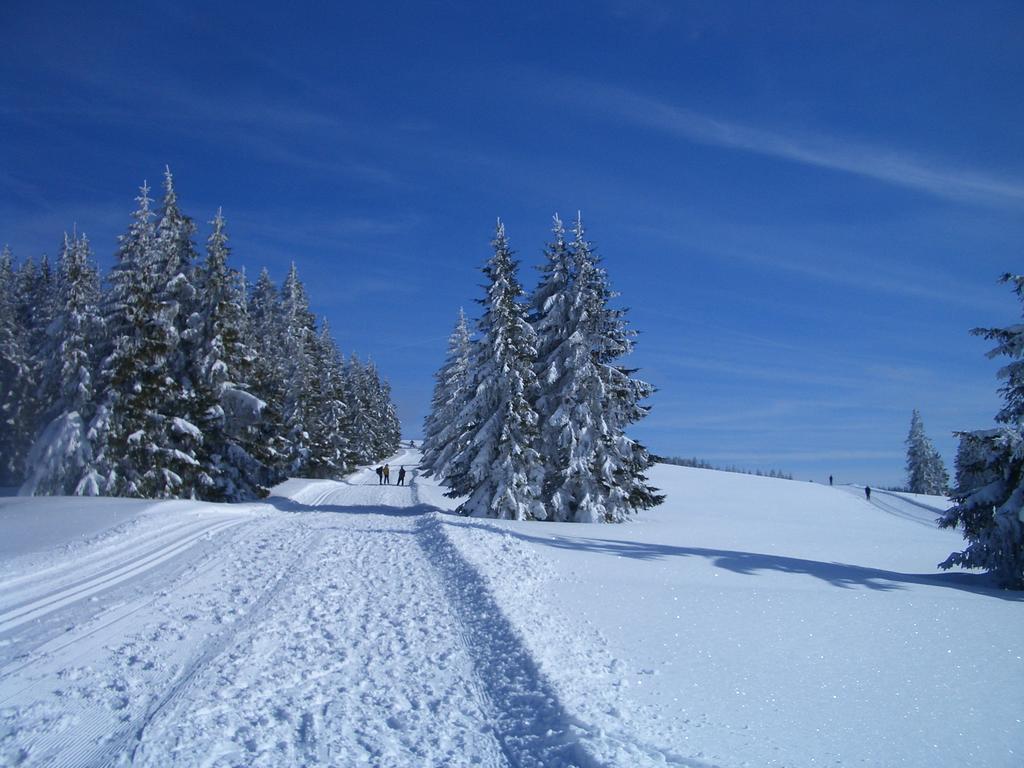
[0,450,1020,766]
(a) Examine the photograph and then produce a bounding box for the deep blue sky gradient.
[2,1,1023,486]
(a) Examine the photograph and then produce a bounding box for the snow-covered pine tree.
[529,213,594,519]
[530,214,662,522]
[575,216,662,516]
[95,180,197,498]
[940,272,1024,588]
[279,262,318,475]
[188,209,271,500]
[905,409,949,495]
[364,360,401,459]
[303,319,350,478]
[152,167,205,496]
[444,221,545,520]
[341,353,373,466]
[421,308,472,479]
[245,267,291,475]
[0,245,31,485]
[4,254,58,480]
[22,232,105,495]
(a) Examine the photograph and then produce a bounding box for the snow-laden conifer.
[940,273,1024,588]
[0,245,31,484]
[279,262,318,475]
[531,215,662,521]
[22,232,105,495]
[188,210,272,499]
[444,222,545,520]
[905,409,949,495]
[421,308,472,479]
[578,220,663,516]
[95,179,198,498]
[245,267,291,474]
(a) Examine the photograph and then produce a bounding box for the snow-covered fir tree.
[531,215,662,521]
[303,320,350,478]
[363,360,401,459]
[905,409,949,495]
[22,232,105,495]
[444,221,546,520]
[420,308,472,480]
[940,272,1024,588]
[188,210,273,500]
[279,262,318,475]
[245,267,291,475]
[0,245,30,485]
[2,253,59,481]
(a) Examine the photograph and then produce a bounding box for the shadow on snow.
[450,520,1021,602]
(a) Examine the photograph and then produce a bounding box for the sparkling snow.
[0,450,1020,766]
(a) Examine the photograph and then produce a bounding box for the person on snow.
[397,466,407,486]
[865,486,872,501]
[376,466,384,485]
[829,474,833,486]
[383,464,391,484]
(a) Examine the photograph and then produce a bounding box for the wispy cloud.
[547,77,1024,208]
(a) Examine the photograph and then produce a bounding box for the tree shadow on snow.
[449,520,1022,602]
[260,496,430,518]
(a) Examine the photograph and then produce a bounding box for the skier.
[383,464,391,485]
[375,466,383,485]
[865,486,872,501]
[829,475,833,486]
[398,466,407,486]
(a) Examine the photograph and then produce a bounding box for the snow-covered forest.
[421,215,662,523]
[0,169,401,502]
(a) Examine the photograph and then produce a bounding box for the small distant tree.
[905,409,949,495]
[940,273,1024,588]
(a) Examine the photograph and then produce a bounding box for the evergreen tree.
[940,273,1024,588]
[444,222,545,520]
[0,245,30,484]
[189,210,271,499]
[905,409,949,495]
[245,267,291,475]
[5,254,57,477]
[532,215,662,521]
[279,262,318,475]
[364,360,401,458]
[303,320,350,478]
[421,308,472,479]
[95,180,198,498]
[22,232,105,495]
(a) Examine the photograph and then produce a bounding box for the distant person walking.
[865,486,871,501]
[383,464,391,485]
[398,466,407,486]
[829,475,833,486]
[375,466,383,485]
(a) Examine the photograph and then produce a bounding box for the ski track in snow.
[0,450,618,768]
[838,485,944,529]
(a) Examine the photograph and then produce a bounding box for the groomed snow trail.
[1,452,599,767]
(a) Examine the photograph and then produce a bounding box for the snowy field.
[0,449,1020,767]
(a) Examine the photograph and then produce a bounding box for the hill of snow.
[0,450,1020,766]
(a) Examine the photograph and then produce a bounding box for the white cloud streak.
[555,78,1024,208]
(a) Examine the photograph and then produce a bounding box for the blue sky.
[2,1,1023,487]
